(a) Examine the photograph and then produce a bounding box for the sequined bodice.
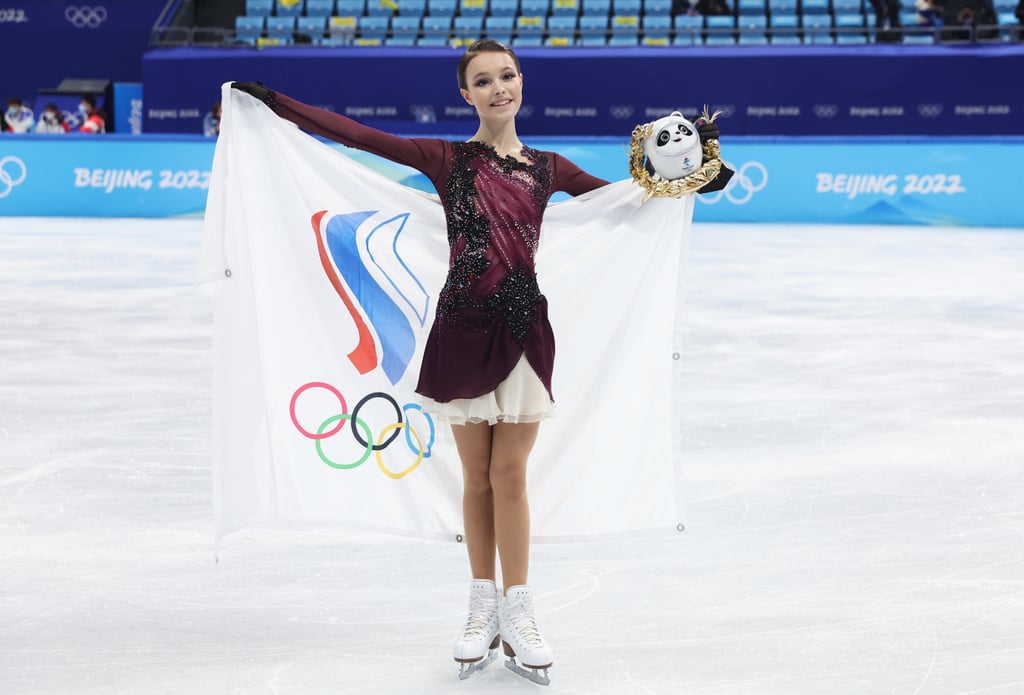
[437,141,554,344]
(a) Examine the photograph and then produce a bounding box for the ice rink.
[2,216,1022,695]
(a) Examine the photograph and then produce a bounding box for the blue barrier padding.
[0,134,1021,227]
[142,44,1023,137]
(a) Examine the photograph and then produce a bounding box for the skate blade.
[457,648,498,680]
[505,657,551,686]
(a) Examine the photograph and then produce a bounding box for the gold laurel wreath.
[629,106,724,201]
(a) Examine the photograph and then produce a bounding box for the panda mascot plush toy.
[643,111,705,182]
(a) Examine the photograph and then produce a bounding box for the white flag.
[201,84,696,544]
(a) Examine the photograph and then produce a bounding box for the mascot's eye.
[678,124,692,136]
[656,130,671,146]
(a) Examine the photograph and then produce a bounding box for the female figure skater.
[232,39,724,685]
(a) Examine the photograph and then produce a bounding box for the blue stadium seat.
[335,0,366,15]
[422,12,453,36]
[398,0,427,14]
[802,13,833,41]
[705,13,735,43]
[358,14,390,40]
[547,14,578,38]
[266,15,297,41]
[391,14,422,39]
[737,0,766,14]
[427,0,457,14]
[997,12,1019,40]
[246,0,273,15]
[521,0,552,15]
[459,0,488,15]
[833,10,866,42]
[642,14,671,40]
[769,13,800,42]
[490,0,520,15]
[737,13,768,42]
[417,34,449,44]
[275,0,305,16]
[832,0,862,13]
[643,0,672,14]
[366,0,397,15]
[767,0,797,13]
[235,15,265,43]
[513,34,545,44]
[898,9,919,24]
[610,12,640,37]
[297,15,328,39]
[454,14,485,37]
[992,0,1014,9]
[552,0,581,15]
[517,14,546,33]
[485,15,515,40]
[612,0,641,14]
[673,14,702,43]
[305,0,335,15]
[800,0,829,12]
[579,13,609,43]
[608,33,640,43]
[582,0,612,14]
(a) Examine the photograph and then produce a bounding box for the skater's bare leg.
[490,421,539,592]
[452,422,497,581]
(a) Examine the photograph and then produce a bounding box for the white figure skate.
[453,579,500,680]
[499,585,553,686]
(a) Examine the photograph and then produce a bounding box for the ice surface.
[1,217,1022,694]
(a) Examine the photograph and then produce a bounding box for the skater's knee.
[489,461,527,499]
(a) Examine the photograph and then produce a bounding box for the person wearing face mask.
[78,95,106,134]
[229,38,728,687]
[3,97,35,134]
[35,104,70,134]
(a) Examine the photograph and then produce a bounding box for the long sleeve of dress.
[271,92,448,185]
[550,152,610,196]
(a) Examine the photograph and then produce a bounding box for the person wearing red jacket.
[78,95,105,134]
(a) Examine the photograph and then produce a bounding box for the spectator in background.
[868,0,903,35]
[35,103,70,134]
[915,0,944,26]
[942,0,997,39]
[204,101,222,137]
[78,95,106,133]
[4,97,35,133]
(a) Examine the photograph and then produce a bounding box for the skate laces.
[505,594,545,647]
[461,589,497,639]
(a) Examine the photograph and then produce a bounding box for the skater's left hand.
[690,116,720,143]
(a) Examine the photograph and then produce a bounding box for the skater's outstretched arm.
[231,81,447,184]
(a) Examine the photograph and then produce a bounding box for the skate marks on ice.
[2,219,1024,694]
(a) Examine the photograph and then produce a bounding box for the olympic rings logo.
[813,104,839,119]
[0,156,27,199]
[711,104,736,119]
[698,160,768,205]
[918,104,943,118]
[65,5,107,28]
[610,105,635,119]
[289,382,436,479]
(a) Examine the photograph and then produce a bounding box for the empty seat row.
[247,0,681,18]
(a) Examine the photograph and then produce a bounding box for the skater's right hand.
[231,81,273,106]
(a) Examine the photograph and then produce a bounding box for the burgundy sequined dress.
[270,93,608,419]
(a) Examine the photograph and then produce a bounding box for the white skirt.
[417,356,556,426]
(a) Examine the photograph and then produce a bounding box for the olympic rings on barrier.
[0,156,27,199]
[290,382,435,479]
[65,5,108,28]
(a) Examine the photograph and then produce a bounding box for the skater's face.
[460,52,522,125]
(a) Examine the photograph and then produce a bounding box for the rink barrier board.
[141,45,1023,137]
[0,135,1021,227]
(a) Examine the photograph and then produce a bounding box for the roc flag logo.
[311,209,430,385]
